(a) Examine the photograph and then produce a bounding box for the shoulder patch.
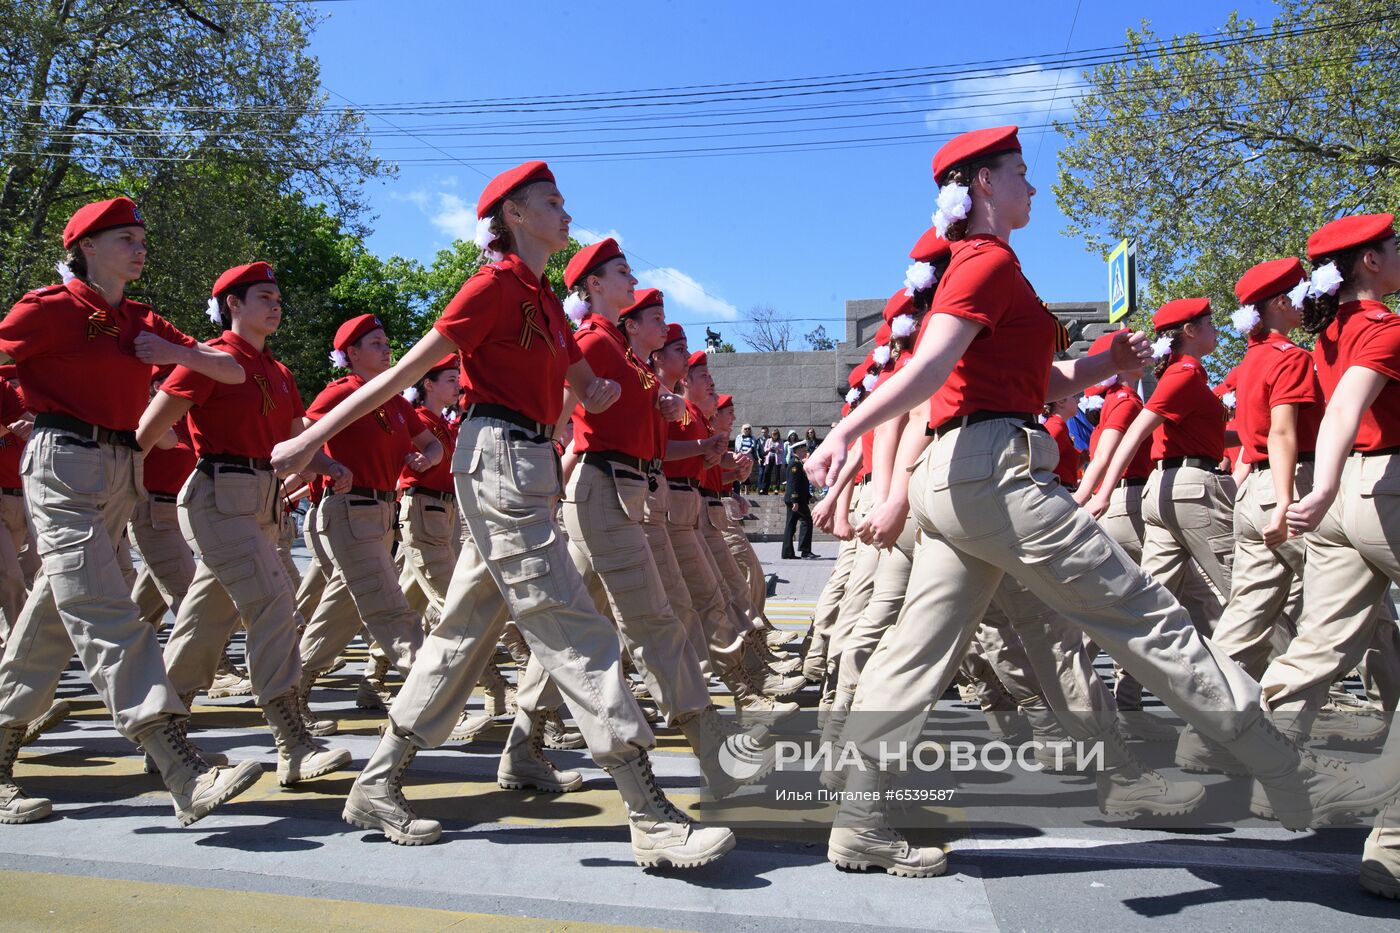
[28,284,67,298]
[1366,309,1395,323]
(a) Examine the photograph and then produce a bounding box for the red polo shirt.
[400,405,457,494]
[0,381,28,488]
[435,255,582,427]
[571,316,659,462]
[663,400,709,482]
[1314,300,1400,451]
[1234,332,1323,464]
[1044,414,1079,488]
[1146,355,1226,462]
[0,280,197,431]
[143,417,197,495]
[161,330,305,459]
[308,374,425,492]
[924,235,1062,430]
[1091,383,1152,482]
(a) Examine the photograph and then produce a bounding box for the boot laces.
[165,719,206,771]
[640,752,689,825]
[390,745,417,810]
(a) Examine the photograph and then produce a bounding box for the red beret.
[717,394,734,411]
[426,353,459,375]
[848,360,871,388]
[1088,329,1128,356]
[663,323,687,347]
[212,261,277,298]
[882,290,914,324]
[1152,297,1211,331]
[1306,213,1396,260]
[0,363,16,381]
[687,350,708,371]
[333,313,384,351]
[564,237,624,290]
[874,322,892,347]
[63,197,143,249]
[620,287,663,320]
[1234,258,1305,305]
[933,126,1022,186]
[476,161,555,219]
[909,226,953,264]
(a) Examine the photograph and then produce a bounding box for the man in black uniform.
[782,441,814,560]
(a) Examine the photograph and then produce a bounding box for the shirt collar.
[497,254,551,296]
[218,329,269,361]
[65,278,131,317]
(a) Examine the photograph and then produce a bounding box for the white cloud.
[430,193,478,241]
[575,227,625,247]
[925,65,1078,132]
[392,188,431,209]
[636,267,738,321]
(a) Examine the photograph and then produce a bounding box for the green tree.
[805,324,836,351]
[1053,0,1399,376]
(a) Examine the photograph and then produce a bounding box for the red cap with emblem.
[1088,329,1129,356]
[620,287,663,320]
[211,261,277,298]
[687,350,708,371]
[909,226,953,264]
[1306,213,1396,260]
[1234,258,1305,305]
[333,313,384,351]
[64,197,144,248]
[663,323,686,347]
[477,161,555,219]
[717,394,734,411]
[1152,298,1211,331]
[564,237,624,290]
[933,126,1022,185]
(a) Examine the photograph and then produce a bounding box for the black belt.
[667,478,697,492]
[0,486,21,496]
[34,413,139,450]
[405,486,455,503]
[339,485,396,504]
[466,403,554,440]
[700,487,721,501]
[149,492,179,502]
[1117,477,1148,489]
[1256,452,1315,470]
[1159,456,1222,472]
[1358,446,1400,458]
[581,450,648,475]
[201,454,273,471]
[929,411,1038,439]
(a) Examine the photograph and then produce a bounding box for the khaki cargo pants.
[834,513,916,697]
[397,490,458,619]
[847,418,1261,759]
[826,483,880,684]
[0,427,183,738]
[1140,464,1234,634]
[0,491,31,640]
[665,485,744,666]
[388,417,652,765]
[128,492,195,625]
[642,476,712,674]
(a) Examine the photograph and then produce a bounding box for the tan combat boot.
[497,708,583,792]
[501,623,531,667]
[20,699,71,746]
[1312,701,1387,744]
[207,652,252,700]
[541,708,585,750]
[741,641,805,698]
[262,691,352,786]
[800,623,828,684]
[718,661,798,735]
[297,668,338,737]
[678,706,776,799]
[447,709,494,744]
[827,761,946,878]
[0,724,51,824]
[1023,705,1081,772]
[143,694,227,774]
[480,663,516,719]
[1116,708,1179,743]
[1361,798,1400,899]
[607,749,735,869]
[355,654,394,711]
[140,717,262,826]
[1094,726,1205,817]
[1227,711,1400,829]
[343,728,441,845]
[1174,723,1247,775]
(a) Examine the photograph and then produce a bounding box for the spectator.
[734,423,759,493]
[782,441,815,559]
[781,430,800,488]
[804,427,819,450]
[760,429,783,494]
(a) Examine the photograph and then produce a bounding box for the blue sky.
[309,0,1278,350]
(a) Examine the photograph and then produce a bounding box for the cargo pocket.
[667,490,700,529]
[610,471,649,528]
[150,497,181,531]
[503,438,561,506]
[49,436,105,496]
[1029,523,1140,611]
[592,545,651,595]
[493,520,566,618]
[927,449,1009,540]
[1166,477,1210,529]
[37,521,97,591]
[213,467,259,517]
[1357,455,1400,547]
[419,501,453,543]
[346,500,386,542]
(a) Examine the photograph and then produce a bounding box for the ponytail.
[1301,247,1367,334]
[1151,327,1183,379]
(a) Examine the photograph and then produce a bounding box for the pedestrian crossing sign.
[1108,239,1135,323]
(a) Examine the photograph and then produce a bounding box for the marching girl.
[271,161,735,869]
[0,198,260,826]
[129,370,197,628]
[804,127,1400,877]
[1086,298,1234,632]
[142,262,352,788]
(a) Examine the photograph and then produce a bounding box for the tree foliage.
[739,304,792,352]
[804,324,836,351]
[1054,0,1400,374]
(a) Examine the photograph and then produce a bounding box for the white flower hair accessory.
[1287,278,1311,309]
[872,345,892,367]
[56,261,75,284]
[1150,335,1174,359]
[563,292,589,323]
[474,216,504,263]
[402,387,419,403]
[931,182,971,237]
[1230,304,1260,335]
[862,372,879,392]
[845,387,861,405]
[205,297,222,326]
[891,313,917,339]
[1079,395,1104,413]
[903,260,937,297]
[1307,261,1343,299]
[329,348,349,369]
[1222,390,1236,408]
